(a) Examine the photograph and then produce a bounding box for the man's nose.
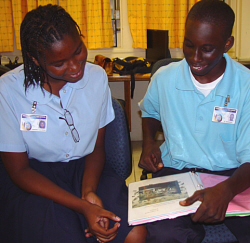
[192,49,202,62]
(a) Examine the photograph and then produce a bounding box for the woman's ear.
[224,36,234,53]
[31,57,39,66]
[27,52,39,66]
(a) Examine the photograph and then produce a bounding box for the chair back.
[105,98,132,180]
[150,58,182,78]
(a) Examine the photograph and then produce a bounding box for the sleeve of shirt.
[236,87,250,164]
[98,71,115,129]
[138,75,161,121]
[0,79,27,152]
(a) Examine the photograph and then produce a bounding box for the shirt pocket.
[216,134,237,165]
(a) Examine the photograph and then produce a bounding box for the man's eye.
[184,41,193,48]
[202,47,213,52]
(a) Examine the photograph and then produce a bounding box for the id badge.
[20,114,47,132]
[212,106,237,124]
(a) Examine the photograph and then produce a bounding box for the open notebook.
[128,172,250,226]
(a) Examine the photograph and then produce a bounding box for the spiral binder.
[190,171,204,190]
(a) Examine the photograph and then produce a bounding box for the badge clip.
[224,95,230,107]
[32,101,37,113]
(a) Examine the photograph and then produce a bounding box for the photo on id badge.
[212,106,237,124]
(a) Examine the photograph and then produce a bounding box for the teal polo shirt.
[139,54,250,171]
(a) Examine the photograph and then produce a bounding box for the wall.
[234,0,250,60]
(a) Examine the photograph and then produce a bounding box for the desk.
[108,73,150,130]
[238,60,250,69]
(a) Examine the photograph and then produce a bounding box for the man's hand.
[139,141,163,173]
[179,182,233,223]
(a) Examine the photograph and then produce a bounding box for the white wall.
[234,0,250,60]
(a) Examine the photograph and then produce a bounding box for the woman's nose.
[68,58,80,72]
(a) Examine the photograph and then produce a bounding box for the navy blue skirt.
[0,157,132,243]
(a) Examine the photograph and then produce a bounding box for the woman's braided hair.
[20,4,82,91]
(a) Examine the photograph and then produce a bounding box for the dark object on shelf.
[146,29,171,66]
[94,55,113,75]
[112,56,151,98]
[5,56,23,70]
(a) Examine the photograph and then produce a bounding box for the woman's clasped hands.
[83,191,121,242]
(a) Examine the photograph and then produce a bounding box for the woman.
[0,4,146,243]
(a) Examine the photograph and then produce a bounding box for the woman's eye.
[75,47,82,55]
[54,62,64,67]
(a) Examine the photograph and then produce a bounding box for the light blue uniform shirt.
[0,62,114,162]
[139,54,250,171]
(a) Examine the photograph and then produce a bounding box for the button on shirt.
[139,54,250,171]
[0,63,114,162]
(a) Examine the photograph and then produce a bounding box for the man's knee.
[145,216,205,243]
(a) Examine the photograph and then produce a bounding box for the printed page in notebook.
[128,172,202,226]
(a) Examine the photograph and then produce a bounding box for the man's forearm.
[142,117,161,145]
[224,162,250,200]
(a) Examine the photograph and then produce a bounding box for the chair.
[0,65,10,77]
[105,97,132,180]
[150,58,182,78]
[140,59,238,243]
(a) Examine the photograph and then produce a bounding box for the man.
[139,0,250,242]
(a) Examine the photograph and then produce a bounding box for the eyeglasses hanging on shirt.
[59,109,80,143]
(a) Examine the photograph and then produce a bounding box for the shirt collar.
[175,53,235,99]
[215,53,235,99]
[25,62,90,104]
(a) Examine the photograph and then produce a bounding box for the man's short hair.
[186,0,235,40]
